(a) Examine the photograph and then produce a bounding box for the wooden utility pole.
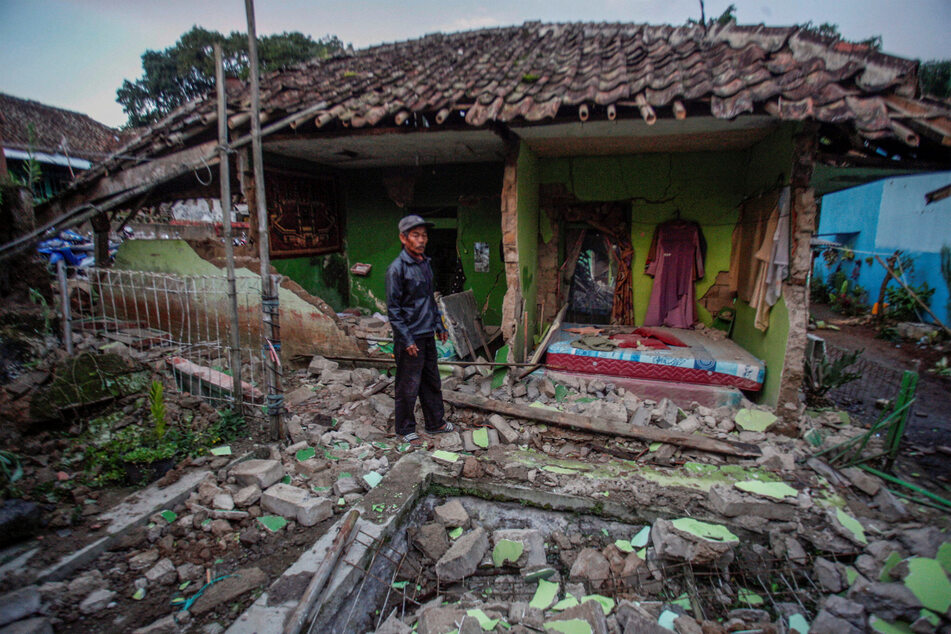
[215,44,244,410]
[245,0,283,440]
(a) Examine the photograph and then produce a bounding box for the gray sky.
[1,0,948,128]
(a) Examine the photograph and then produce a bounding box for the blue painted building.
[813,171,951,325]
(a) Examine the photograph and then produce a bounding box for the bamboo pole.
[245,0,283,440]
[215,44,244,411]
[875,255,951,337]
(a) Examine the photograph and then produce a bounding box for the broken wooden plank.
[517,304,567,380]
[443,390,761,458]
[166,356,264,403]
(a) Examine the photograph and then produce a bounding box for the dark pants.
[394,334,445,436]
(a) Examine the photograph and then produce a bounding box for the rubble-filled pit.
[312,485,836,634]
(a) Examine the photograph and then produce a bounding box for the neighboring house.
[23,21,951,412]
[0,92,120,199]
[813,171,951,325]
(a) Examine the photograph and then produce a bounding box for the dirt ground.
[810,303,951,486]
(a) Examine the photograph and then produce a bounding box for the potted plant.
[121,381,178,483]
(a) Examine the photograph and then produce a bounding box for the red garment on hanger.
[643,220,705,328]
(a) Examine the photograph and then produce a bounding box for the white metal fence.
[57,265,279,415]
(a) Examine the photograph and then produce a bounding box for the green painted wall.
[516,142,540,358]
[535,123,797,404]
[272,253,349,312]
[341,162,506,324]
[732,297,789,404]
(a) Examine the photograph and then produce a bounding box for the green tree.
[919,59,951,99]
[117,26,344,128]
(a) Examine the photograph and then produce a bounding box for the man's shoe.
[402,432,423,446]
[425,421,455,434]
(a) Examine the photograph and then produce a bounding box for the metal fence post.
[56,260,73,354]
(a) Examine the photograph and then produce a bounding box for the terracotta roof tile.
[0,92,120,161]
[67,20,951,185]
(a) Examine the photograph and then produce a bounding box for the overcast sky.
[1,0,948,128]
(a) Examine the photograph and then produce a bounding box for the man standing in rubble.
[386,214,456,445]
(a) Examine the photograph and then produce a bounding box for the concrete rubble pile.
[1,349,948,634]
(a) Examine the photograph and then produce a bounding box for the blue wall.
[813,171,951,324]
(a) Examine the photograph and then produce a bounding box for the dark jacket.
[386,249,445,346]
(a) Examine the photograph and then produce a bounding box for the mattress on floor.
[545,323,765,391]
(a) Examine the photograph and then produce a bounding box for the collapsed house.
[18,20,951,419]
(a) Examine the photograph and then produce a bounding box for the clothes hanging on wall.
[643,220,705,328]
[729,190,780,302]
[749,187,791,331]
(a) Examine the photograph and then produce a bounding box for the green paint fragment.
[575,397,596,403]
[615,539,633,553]
[543,466,577,475]
[880,551,903,581]
[671,517,739,543]
[201,518,211,527]
[257,515,287,532]
[530,579,559,610]
[581,595,615,615]
[523,567,556,582]
[338,471,352,479]
[179,581,190,591]
[312,485,329,493]
[631,526,651,548]
[552,595,579,610]
[170,596,186,605]
[837,411,851,425]
[869,616,914,633]
[132,587,146,600]
[391,581,409,589]
[845,566,859,585]
[919,609,940,627]
[159,510,177,523]
[467,608,500,631]
[735,480,798,500]
[835,508,868,545]
[335,441,351,451]
[372,503,386,512]
[210,445,232,456]
[492,346,508,389]
[671,593,691,610]
[904,557,951,613]
[648,442,662,452]
[658,609,679,630]
[734,408,777,431]
[787,614,809,633]
[296,447,316,462]
[397,443,410,453]
[492,539,524,567]
[544,619,591,634]
[337,497,346,506]
[936,543,951,573]
[636,547,646,559]
[323,449,340,461]
[449,527,464,540]
[281,475,292,484]
[737,588,764,605]
[555,384,568,402]
[432,450,460,463]
[373,442,391,450]
[531,401,560,411]
[472,428,489,449]
[363,471,383,489]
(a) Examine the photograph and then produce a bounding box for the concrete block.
[708,485,795,521]
[333,477,363,497]
[414,523,450,562]
[569,547,611,589]
[0,618,54,634]
[435,526,488,582]
[230,460,284,489]
[262,483,331,526]
[308,355,339,375]
[233,485,261,508]
[79,588,116,615]
[0,586,41,627]
[492,529,546,568]
[418,607,481,634]
[487,415,519,444]
[434,499,470,528]
[145,557,177,584]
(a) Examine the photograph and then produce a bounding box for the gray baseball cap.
[398,214,434,234]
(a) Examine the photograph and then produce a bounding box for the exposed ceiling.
[263,115,782,169]
[264,128,507,170]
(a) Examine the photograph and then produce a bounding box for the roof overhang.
[3,147,91,170]
[264,128,507,169]
[511,115,780,157]
[262,115,782,169]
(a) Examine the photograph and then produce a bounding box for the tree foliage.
[116,26,344,128]
[919,59,951,99]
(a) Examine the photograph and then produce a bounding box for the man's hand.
[438,331,448,343]
[406,343,419,357]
